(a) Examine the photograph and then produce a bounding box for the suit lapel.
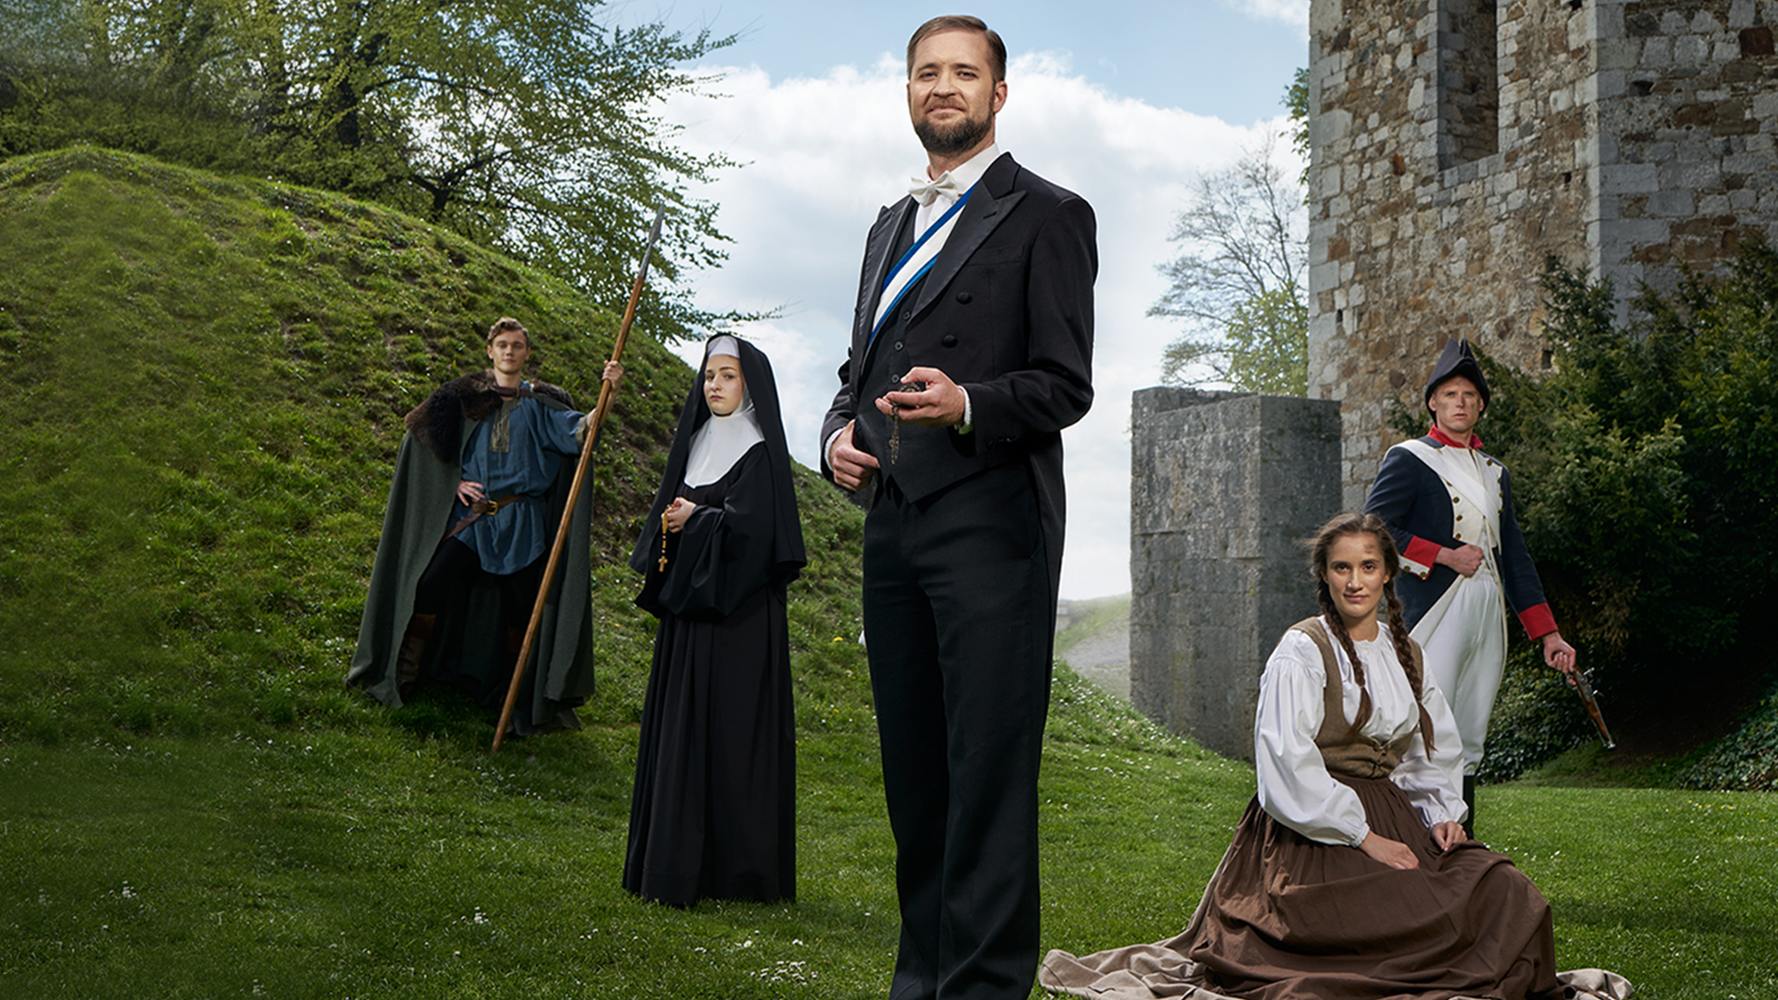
[856,199,914,350]
[908,153,1024,321]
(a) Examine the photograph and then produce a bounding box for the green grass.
[2,147,1776,998]
[1054,593,1130,655]
[4,676,1776,998]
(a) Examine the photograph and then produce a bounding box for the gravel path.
[1057,607,1130,702]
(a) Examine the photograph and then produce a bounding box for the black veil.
[628,336,805,585]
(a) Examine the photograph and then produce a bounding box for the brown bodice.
[1289,617,1435,780]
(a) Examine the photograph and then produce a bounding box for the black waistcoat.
[853,207,1011,503]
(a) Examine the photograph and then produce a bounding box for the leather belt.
[446,494,531,539]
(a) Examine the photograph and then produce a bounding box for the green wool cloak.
[347,373,596,735]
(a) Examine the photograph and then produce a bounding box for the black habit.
[624,337,805,907]
[819,151,1097,998]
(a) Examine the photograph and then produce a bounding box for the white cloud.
[1221,0,1311,31]
[661,53,1300,599]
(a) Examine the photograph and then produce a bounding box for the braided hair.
[1308,512,1437,751]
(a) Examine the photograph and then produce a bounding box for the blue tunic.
[452,386,585,575]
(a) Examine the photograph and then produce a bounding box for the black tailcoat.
[820,151,1095,1000]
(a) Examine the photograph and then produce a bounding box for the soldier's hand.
[1542,631,1578,683]
[829,420,879,492]
[456,480,486,505]
[1438,544,1485,577]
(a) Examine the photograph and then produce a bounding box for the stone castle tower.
[1307,0,1778,505]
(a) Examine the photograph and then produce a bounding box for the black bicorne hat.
[1423,339,1491,410]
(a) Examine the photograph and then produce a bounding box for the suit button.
[893,340,904,351]
[900,310,911,321]
[942,334,958,347]
[956,291,973,304]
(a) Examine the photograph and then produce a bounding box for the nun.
[623,335,806,907]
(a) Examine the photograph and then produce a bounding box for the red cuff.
[1518,603,1557,641]
[1402,536,1442,571]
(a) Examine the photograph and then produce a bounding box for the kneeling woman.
[623,335,805,907]
[1041,513,1627,1000]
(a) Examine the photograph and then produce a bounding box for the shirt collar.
[909,142,1001,202]
[1428,423,1483,450]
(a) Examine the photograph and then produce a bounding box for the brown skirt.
[1041,776,1631,1000]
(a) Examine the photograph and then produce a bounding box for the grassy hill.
[1,148,1775,998]
[0,144,870,741]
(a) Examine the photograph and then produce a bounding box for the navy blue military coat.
[1363,427,1557,640]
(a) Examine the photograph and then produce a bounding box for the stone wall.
[1307,0,1778,508]
[1593,0,1778,300]
[1128,389,1342,760]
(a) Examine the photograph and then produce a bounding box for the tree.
[1152,128,1308,394]
[0,0,740,340]
[1152,68,1309,394]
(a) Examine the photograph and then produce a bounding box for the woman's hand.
[1431,821,1466,852]
[456,480,486,506]
[1360,831,1420,870]
[664,497,696,533]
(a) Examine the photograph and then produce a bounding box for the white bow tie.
[909,172,963,207]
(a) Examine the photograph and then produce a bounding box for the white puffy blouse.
[1253,616,1468,847]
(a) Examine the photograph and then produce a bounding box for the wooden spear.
[492,207,665,751]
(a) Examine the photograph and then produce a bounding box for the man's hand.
[1359,831,1420,870]
[602,360,624,388]
[875,365,966,428]
[1542,631,1578,683]
[829,420,880,492]
[664,497,695,533]
[455,480,486,506]
[1437,543,1485,577]
[1431,821,1466,852]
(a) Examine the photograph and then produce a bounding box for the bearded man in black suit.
[819,15,1096,999]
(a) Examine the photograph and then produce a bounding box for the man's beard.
[914,106,993,157]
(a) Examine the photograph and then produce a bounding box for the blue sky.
[616,1,1308,124]
[622,0,1311,598]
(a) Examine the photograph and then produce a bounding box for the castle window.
[1437,0,1500,169]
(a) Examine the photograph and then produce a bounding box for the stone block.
[1674,35,1711,65]
[1129,390,1343,760]
[1646,190,1697,216]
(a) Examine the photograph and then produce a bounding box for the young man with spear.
[347,317,623,736]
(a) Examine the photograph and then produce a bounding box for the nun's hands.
[664,497,696,533]
[829,420,879,492]
[877,366,966,427]
[1431,821,1466,852]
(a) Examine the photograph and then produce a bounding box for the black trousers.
[863,464,1054,1000]
[413,538,543,697]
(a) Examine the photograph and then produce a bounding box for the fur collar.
[404,370,575,462]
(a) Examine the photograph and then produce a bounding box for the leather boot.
[1461,775,1477,840]
[397,612,437,694]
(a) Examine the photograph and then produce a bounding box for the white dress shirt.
[1253,616,1468,847]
